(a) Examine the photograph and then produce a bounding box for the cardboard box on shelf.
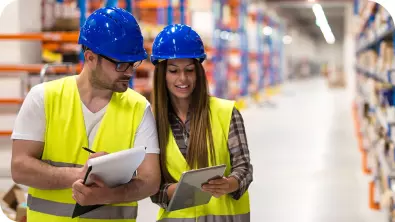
[368,50,378,68]
[42,1,80,32]
[389,143,395,169]
[0,198,16,221]
[361,40,394,80]
[384,44,394,71]
[328,72,346,88]
[1,184,27,222]
[47,18,80,31]
[379,41,393,57]
[358,50,378,72]
[378,6,390,23]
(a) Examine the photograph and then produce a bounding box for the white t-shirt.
[11,83,160,154]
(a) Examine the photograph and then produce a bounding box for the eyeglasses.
[99,54,142,72]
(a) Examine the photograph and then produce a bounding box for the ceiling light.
[263,26,272,36]
[220,31,228,40]
[312,3,336,44]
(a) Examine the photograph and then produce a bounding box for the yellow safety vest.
[27,76,147,222]
[157,97,250,222]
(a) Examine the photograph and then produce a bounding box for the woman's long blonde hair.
[152,59,216,183]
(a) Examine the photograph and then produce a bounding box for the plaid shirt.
[150,107,253,209]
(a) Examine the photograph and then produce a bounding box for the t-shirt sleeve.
[133,102,160,154]
[11,84,46,142]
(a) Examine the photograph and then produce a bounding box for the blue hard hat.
[150,24,206,65]
[78,7,147,62]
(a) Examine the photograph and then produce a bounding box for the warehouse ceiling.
[264,0,353,43]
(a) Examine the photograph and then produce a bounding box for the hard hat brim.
[151,54,206,65]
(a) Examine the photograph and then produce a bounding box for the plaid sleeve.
[150,180,172,209]
[227,107,253,200]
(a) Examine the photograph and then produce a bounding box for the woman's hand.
[201,176,239,198]
[167,183,178,200]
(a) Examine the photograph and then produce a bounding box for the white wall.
[18,0,42,64]
[315,40,344,68]
[282,27,317,78]
[285,27,317,60]
[0,0,42,132]
[0,0,21,64]
[0,0,42,64]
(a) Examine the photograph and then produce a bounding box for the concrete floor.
[0,77,389,221]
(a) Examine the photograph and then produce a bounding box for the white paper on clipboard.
[84,146,146,187]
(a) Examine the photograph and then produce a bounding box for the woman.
[150,24,253,222]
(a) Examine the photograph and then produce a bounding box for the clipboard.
[166,164,227,212]
[71,146,146,218]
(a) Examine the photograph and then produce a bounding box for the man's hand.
[72,174,113,206]
[201,177,239,198]
[72,152,110,206]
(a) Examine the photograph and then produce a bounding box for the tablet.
[166,164,227,212]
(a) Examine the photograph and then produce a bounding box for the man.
[10,7,160,222]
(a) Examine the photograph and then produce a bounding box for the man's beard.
[90,69,130,92]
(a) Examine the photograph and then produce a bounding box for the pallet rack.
[0,0,179,137]
[0,0,286,137]
[209,1,285,107]
[353,0,395,219]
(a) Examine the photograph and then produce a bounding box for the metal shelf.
[357,25,395,54]
[378,146,395,179]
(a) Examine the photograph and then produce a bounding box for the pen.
[83,147,96,154]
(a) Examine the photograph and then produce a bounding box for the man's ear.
[84,50,98,68]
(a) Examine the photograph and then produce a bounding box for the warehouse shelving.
[259,14,283,100]
[0,0,168,138]
[209,0,285,108]
[253,8,264,102]
[0,0,287,139]
[0,0,175,97]
[238,0,249,100]
[353,0,395,219]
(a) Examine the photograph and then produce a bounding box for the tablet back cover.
[166,165,226,212]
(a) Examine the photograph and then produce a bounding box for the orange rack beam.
[0,64,82,73]
[0,33,153,50]
[0,131,12,136]
[0,98,23,104]
[136,1,168,8]
[206,47,240,54]
[0,32,79,42]
[0,62,152,74]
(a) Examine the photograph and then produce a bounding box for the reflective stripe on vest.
[42,160,82,168]
[27,195,138,219]
[158,213,250,222]
[157,97,250,221]
[27,76,147,222]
